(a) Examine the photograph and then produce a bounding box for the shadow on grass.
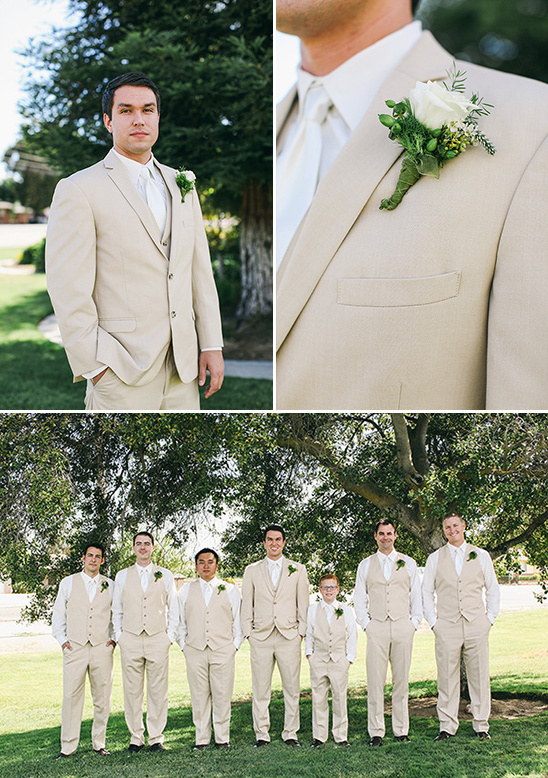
[0,283,52,338]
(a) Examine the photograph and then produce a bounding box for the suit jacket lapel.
[276,31,451,350]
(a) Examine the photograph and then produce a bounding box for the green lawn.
[1,609,547,778]
[0,270,272,410]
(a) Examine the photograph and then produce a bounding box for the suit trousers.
[61,641,114,754]
[118,630,171,746]
[434,614,492,734]
[365,617,415,737]
[85,348,199,411]
[249,630,302,741]
[308,654,350,743]
[183,643,236,745]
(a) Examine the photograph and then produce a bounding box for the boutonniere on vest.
[217,584,226,594]
[176,167,196,202]
[396,559,406,571]
[335,607,344,620]
[467,550,478,561]
[378,64,495,211]
[154,570,163,582]
[288,564,297,576]
[100,580,109,593]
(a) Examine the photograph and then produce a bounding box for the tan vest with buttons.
[435,544,486,622]
[366,554,410,622]
[66,573,111,646]
[121,565,167,635]
[184,579,234,651]
[312,603,347,662]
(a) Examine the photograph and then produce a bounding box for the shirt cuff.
[200,347,223,352]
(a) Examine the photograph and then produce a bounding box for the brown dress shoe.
[395,735,411,743]
[94,748,111,755]
[369,736,383,746]
[283,738,301,747]
[434,731,453,741]
[254,739,269,747]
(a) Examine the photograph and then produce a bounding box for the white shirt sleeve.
[162,568,179,642]
[176,582,190,649]
[353,558,371,629]
[344,604,358,662]
[112,568,128,641]
[422,550,439,628]
[478,549,500,623]
[304,603,317,656]
[227,583,243,649]
[51,576,73,646]
[406,557,423,628]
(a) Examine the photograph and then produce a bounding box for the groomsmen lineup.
[52,519,500,755]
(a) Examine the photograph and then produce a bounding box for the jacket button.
[163,240,168,246]
[168,273,174,280]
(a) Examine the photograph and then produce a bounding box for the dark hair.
[319,573,339,586]
[443,512,463,522]
[412,0,421,13]
[375,519,397,533]
[195,547,220,564]
[82,542,105,558]
[133,531,154,545]
[102,72,161,118]
[263,524,286,541]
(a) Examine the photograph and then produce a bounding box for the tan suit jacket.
[276,32,548,410]
[241,557,309,640]
[46,148,223,386]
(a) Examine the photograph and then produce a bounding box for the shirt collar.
[112,148,158,186]
[296,20,422,132]
[267,556,284,567]
[81,571,99,585]
[137,562,154,574]
[376,549,398,563]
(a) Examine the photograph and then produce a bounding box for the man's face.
[443,515,466,547]
[276,0,368,37]
[196,552,219,582]
[133,534,154,565]
[319,578,339,604]
[103,85,159,163]
[263,531,286,560]
[375,523,397,555]
[82,547,104,577]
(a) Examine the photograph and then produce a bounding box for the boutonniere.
[467,551,477,561]
[396,559,406,571]
[176,167,196,202]
[100,580,109,593]
[288,564,297,576]
[378,64,495,210]
[217,584,226,594]
[154,570,163,582]
[334,607,344,620]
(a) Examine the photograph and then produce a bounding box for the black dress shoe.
[193,744,208,751]
[127,743,143,752]
[434,731,453,741]
[477,731,491,740]
[254,739,269,747]
[94,748,111,755]
[311,739,324,748]
[395,735,411,743]
[335,740,351,746]
[369,736,383,746]
[215,742,230,749]
[56,753,70,759]
[150,743,167,752]
[283,738,301,747]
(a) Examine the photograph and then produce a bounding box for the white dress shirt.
[422,541,501,627]
[113,149,168,231]
[304,599,358,662]
[51,571,114,646]
[177,577,243,649]
[112,564,179,642]
[267,556,284,586]
[276,20,423,267]
[353,550,423,630]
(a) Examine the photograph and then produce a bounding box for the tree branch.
[488,507,548,559]
[391,414,425,487]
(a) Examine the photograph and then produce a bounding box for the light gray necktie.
[270,561,281,586]
[87,578,98,602]
[276,82,333,266]
[203,582,213,606]
[138,166,167,234]
[140,568,149,592]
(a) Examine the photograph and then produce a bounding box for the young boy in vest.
[305,574,357,747]
[177,548,242,750]
[52,542,115,758]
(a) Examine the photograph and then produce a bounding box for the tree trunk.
[236,179,272,321]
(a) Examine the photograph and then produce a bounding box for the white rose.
[185,170,196,182]
[409,80,476,130]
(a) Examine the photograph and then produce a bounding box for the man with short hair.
[305,573,357,747]
[241,524,309,747]
[422,513,500,741]
[47,71,224,411]
[52,542,115,758]
[177,547,242,750]
[112,531,178,752]
[354,519,422,745]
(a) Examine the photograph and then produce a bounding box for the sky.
[0,0,74,179]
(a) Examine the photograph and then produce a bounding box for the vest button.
[163,241,168,247]
[168,273,174,280]
[171,311,177,318]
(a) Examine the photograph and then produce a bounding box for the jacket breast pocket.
[337,271,461,308]
[98,317,137,332]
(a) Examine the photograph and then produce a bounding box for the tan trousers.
[118,630,171,746]
[366,617,415,737]
[61,641,114,754]
[308,654,350,743]
[183,643,236,745]
[434,614,492,734]
[85,351,199,411]
[249,630,302,741]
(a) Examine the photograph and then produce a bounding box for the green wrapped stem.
[379,156,421,211]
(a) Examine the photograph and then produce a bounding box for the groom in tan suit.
[241,524,309,747]
[46,72,223,410]
[276,0,548,410]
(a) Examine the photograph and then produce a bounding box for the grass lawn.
[0,270,272,410]
[1,609,547,778]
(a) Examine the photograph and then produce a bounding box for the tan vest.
[366,554,410,621]
[435,544,486,622]
[66,573,111,646]
[121,565,167,636]
[184,579,234,651]
[313,603,347,662]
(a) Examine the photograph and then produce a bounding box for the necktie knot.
[303,83,332,125]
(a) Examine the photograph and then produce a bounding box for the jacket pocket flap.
[338,271,461,308]
[98,317,137,332]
